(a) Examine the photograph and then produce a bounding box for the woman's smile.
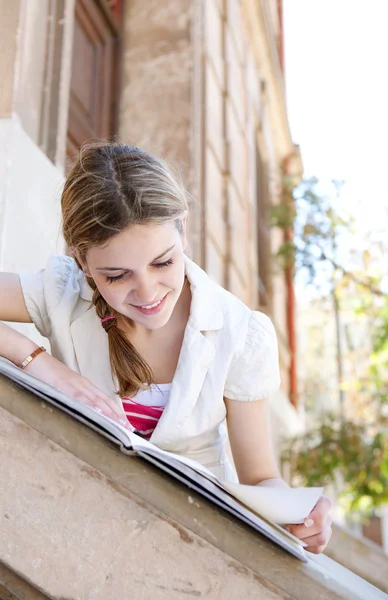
[131,293,169,315]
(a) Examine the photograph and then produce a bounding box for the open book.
[0,358,323,562]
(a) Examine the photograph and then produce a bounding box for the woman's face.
[84,220,187,330]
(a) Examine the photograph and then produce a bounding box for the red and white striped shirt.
[122,383,171,439]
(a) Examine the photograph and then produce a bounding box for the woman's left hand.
[285,495,333,554]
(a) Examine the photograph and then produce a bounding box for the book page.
[137,448,307,561]
[220,482,324,525]
[130,435,322,527]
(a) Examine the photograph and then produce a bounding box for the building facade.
[0,0,302,435]
[2,1,388,591]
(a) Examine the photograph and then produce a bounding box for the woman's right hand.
[24,350,133,431]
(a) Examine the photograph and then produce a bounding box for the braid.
[87,276,153,397]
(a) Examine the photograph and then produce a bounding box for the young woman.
[0,142,332,553]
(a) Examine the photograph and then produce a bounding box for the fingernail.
[304,519,314,528]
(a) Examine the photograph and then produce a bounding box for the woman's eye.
[154,258,174,269]
[105,259,173,282]
[106,273,126,284]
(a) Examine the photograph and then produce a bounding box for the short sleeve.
[224,311,281,401]
[19,256,78,338]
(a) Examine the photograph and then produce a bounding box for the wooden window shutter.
[67,0,122,163]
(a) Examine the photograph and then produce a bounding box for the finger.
[72,389,127,425]
[98,393,126,419]
[80,388,118,416]
[286,514,332,540]
[86,385,125,418]
[97,402,130,427]
[287,496,332,537]
[92,400,124,422]
[306,496,333,527]
[90,397,133,430]
[69,389,96,406]
[91,401,133,430]
[71,391,114,418]
[304,525,332,553]
[306,544,327,555]
[67,386,133,430]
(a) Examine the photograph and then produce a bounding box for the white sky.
[283,0,388,232]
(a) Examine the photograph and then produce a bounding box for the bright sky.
[283,0,388,233]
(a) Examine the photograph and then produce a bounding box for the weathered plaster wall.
[119,0,193,177]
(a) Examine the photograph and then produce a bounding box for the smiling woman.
[0,141,332,554]
[61,144,189,397]
[86,229,185,326]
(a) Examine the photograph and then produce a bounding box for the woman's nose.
[128,277,158,304]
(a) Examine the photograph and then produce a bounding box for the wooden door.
[67,0,123,161]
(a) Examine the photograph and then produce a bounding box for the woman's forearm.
[0,321,39,365]
[256,477,289,488]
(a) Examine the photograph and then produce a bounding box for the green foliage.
[281,415,388,514]
[270,202,296,231]
[373,296,388,354]
[274,176,356,291]
[275,174,388,515]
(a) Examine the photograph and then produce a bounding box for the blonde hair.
[62,142,188,397]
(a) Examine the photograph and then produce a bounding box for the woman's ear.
[72,249,89,275]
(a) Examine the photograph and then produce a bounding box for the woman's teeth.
[141,299,162,309]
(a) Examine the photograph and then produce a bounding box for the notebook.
[0,357,323,562]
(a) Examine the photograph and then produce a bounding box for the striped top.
[122,383,171,439]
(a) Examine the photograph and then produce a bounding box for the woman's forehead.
[87,222,180,267]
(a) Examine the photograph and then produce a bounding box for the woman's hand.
[286,496,333,554]
[25,351,132,430]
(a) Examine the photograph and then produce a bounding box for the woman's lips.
[132,293,168,316]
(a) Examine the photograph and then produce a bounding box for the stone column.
[119,0,203,263]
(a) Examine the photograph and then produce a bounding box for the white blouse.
[19,254,281,482]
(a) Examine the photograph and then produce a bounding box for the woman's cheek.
[98,284,122,310]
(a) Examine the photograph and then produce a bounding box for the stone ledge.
[327,524,388,594]
[0,375,386,600]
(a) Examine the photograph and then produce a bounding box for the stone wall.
[0,0,72,348]
[197,0,293,389]
[1,379,386,600]
[118,0,202,260]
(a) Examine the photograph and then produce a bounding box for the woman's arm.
[0,273,38,364]
[224,396,283,485]
[0,273,131,428]
[225,396,333,553]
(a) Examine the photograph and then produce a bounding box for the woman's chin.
[129,298,176,330]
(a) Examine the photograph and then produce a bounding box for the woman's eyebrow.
[152,244,175,261]
[96,245,176,271]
